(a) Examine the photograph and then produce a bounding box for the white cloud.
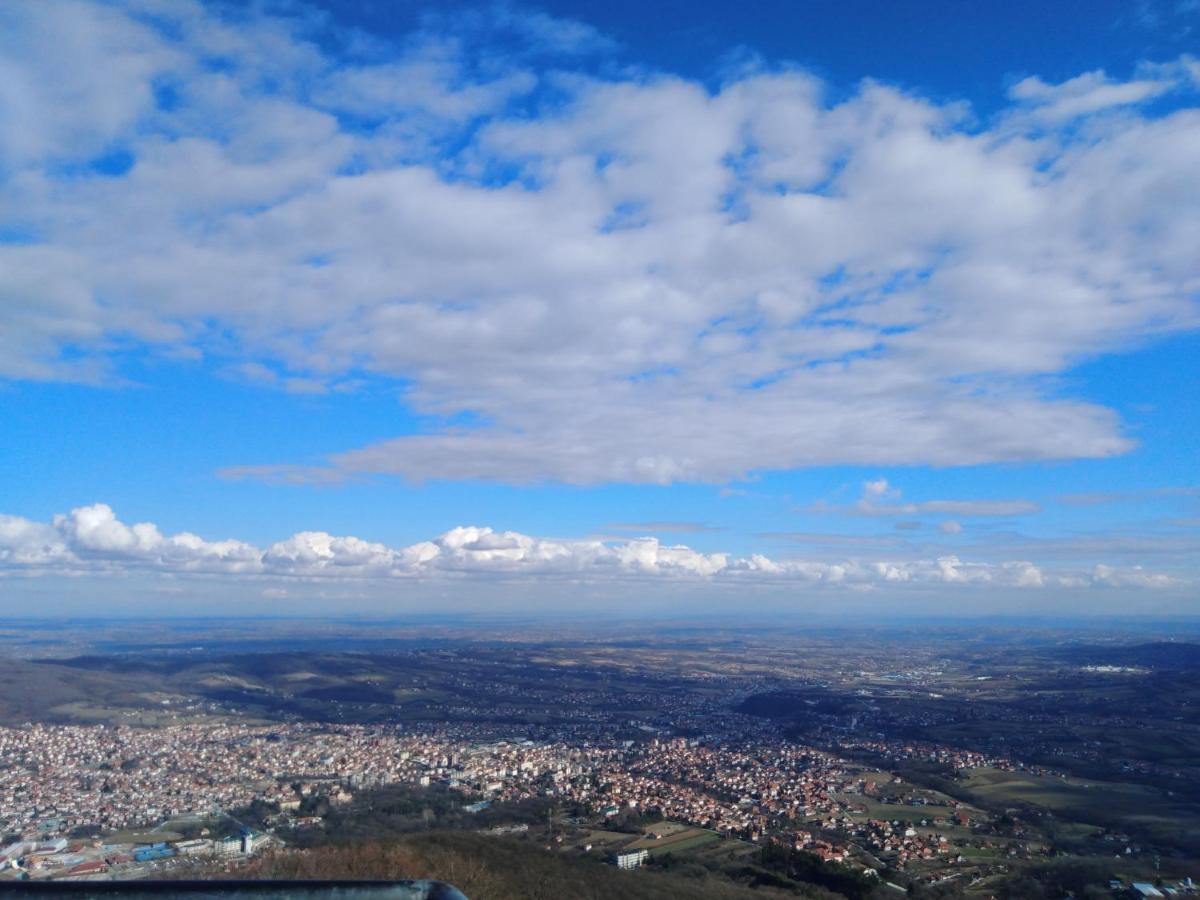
[54,503,164,556]
[898,499,1040,516]
[0,515,73,566]
[1007,69,1177,123]
[1,3,1198,483]
[482,5,618,55]
[42,503,263,573]
[939,520,964,535]
[0,0,177,168]
[1091,564,1175,589]
[863,478,895,500]
[0,503,1184,593]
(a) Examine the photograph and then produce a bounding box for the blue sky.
[0,0,1197,615]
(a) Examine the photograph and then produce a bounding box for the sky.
[0,0,1198,617]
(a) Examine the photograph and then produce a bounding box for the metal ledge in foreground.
[0,881,468,900]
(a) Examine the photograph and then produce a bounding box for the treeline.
[231,832,802,900]
[227,782,908,900]
[275,783,588,848]
[750,845,897,900]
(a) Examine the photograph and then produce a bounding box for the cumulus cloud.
[0,503,1183,593]
[1091,564,1175,589]
[40,504,262,574]
[1,3,1198,484]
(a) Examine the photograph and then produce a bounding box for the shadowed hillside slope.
[228,833,852,900]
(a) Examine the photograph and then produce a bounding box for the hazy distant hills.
[1055,641,1200,671]
[10,651,469,727]
[7,640,1199,728]
[0,657,159,726]
[10,647,669,728]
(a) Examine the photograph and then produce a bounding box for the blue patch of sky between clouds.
[46,148,136,180]
[599,200,649,233]
[0,224,40,245]
[625,365,678,385]
[695,310,763,344]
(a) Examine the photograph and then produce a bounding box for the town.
[0,625,1198,897]
[1,718,1195,896]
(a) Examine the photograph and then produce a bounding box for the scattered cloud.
[1007,68,1178,123]
[414,2,619,58]
[0,3,1197,484]
[961,528,1200,567]
[603,521,724,534]
[863,478,898,500]
[484,4,618,55]
[1091,564,1175,589]
[756,532,903,548]
[1056,486,1200,506]
[223,361,334,395]
[1125,0,1200,32]
[219,464,351,487]
[0,503,1183,592]
[939,520,964,535]
[812,481,1039,518]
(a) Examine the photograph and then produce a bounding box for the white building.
[174,838,214,856]
[615,849,648,870]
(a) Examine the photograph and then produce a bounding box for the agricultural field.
[831,792,963,825]
[628,824,723,855]
[955,767,1200,854]
[564,828,637,854]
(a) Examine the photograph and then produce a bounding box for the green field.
[958,767,1200,853]
[832,792,962,823]
[106,830,185,844]
[644,831,721,856]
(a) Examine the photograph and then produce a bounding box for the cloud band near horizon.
[0,503,1180,593]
